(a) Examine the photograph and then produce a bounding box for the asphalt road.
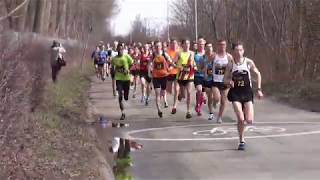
[89,77,320,180]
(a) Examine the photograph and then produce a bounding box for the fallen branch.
[0,0,29,22]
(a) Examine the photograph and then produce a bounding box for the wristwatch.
[257,88,262,91]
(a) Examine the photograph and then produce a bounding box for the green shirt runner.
[112,54,133,81]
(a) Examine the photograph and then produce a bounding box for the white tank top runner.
[213,54,229,82]
[231,57,252,87]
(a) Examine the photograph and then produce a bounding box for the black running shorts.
[153,77,167,90]
[227,88,254,104]
[212,82,228,91]
[167,74,177,81]
[116,80,130,101]
[139,71,152,83]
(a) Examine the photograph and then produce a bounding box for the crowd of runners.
[91,37,264,150]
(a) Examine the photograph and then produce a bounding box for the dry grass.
[0,32,102,179]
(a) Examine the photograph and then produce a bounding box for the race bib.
[233,71,250,88]
[182,65,190,72]
[214,67,226,75]
[155,63,164,70]
[116,66,127,74]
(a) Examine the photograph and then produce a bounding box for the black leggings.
[51,64,61,83]
[116,80,130,111]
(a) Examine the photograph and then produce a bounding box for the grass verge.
[30,65,104,179]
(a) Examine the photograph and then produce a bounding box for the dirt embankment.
[0,31,111,179]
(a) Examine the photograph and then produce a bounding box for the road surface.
[89,77,320,180]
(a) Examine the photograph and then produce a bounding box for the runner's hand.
[257,90,264,99]
[229,81,234,88]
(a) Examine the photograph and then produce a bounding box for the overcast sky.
[110,0,171,36]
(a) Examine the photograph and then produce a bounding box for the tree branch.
[0,0,29,22]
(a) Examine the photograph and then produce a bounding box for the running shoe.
[203,98,207,104]
[120,113,126,120]
[120,123,129,128]
[158,111,163,118]
[113,90,117,97]
[195,104,200,113]
[132,93,136,98]
[208,113,215,121]
[141,96,145,103]
[164,102,169,108]
[186,112,192,119]
[238,141,246,151]
[216,117,222,124]
[145,97,149,106]
[171,108,177,114]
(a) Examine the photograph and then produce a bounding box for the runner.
[224,42,263,150]
[193,41,198,52]
[139,44,152,105]
[166,38,179,95]
[175,39,197,119]
[212,39,233,123]
[129,46,140,98]
[97,44,108,81]
[91,45,100,78]
[110,41,119,96]
[150,41,170,118]
[112,43,134,120]
[203,42,216,120]
[194,37,206,116]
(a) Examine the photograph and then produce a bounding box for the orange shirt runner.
[152,54,169,78]
[167,48,179,75]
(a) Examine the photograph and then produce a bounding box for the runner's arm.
[148,59,153,77]
[164,52,173,64]
[191,53,198,71]
[248,59,262,90]
[203,60,208,79]
[224,61,233,87]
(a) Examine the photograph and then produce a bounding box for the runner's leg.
[186,81,193,115]
[171,81,179,114]
[232,102,245,142]
[206,87,213,114]
[161,77,168,107]
[212,87,221,109]
[195,84,203,115]
[140,76,146,102]
[166,79,173,94]
[243,101,254,124]
[217,89,229,122]
[155,87,161,115]
[103,63,107,79]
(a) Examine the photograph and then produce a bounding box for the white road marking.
[193,126,286,136]
[126,122,320,141]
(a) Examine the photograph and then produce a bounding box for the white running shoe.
[140,96,145,103]
[216,117,222,124]
[208,113,215,121]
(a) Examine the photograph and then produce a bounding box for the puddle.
[97,116,129,129]
[109,137,143,180]
[95,116,141,180]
